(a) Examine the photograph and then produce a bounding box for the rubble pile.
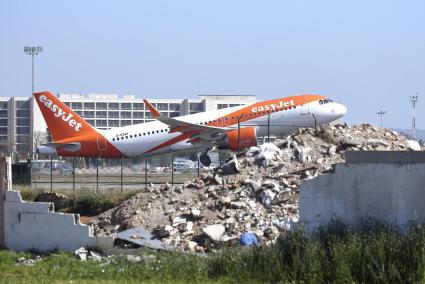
[90,124,422,252]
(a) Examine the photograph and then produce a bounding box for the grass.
[18,187,143,216]
[2,221,425,283]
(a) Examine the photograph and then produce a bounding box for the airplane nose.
[331,103,347,117]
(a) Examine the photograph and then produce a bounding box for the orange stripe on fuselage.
[143,130,200,154]
[207,94,324,127]
[142,95,323,154]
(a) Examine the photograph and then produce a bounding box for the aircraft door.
[299,105,310,115]
[97,134,108,151]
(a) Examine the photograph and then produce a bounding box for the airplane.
[35,91,347,166]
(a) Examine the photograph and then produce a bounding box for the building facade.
[0,93,256,159]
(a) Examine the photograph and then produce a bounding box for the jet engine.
[218,127,258,151]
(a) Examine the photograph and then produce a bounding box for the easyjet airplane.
[35,91,347,166]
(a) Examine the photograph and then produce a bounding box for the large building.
[0,93,257,159]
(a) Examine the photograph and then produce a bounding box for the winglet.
[143,99,161,117]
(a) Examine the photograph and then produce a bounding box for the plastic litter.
[239,233,258,246]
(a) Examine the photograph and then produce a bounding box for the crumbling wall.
[300,151,425,230]
[0,156,11,248]
[3,190,113,252]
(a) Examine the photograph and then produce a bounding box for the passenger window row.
[112,128,170,141]
[111,106,295,142]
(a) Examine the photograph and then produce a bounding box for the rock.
[343,137,362,146]
[407,140,421,151]
[202,224,225,242]
[248,181,261,192]
[190,208,202,219]
[261,190,276,208]
[74,247,88,261]
[213,175,223,185]
[126,255,142,263]
[221,154,240,175]
[34,191,74,210]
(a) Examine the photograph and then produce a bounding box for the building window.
[0,128,7,134]
[0,119,7,126]
[0,102,8,109]
[84,102,95,109]
[109,120,119,127]
[75,111,83,116]
[108,103,119,110]
[96,120,107,127]
[16,101,30,109]
[16,110,30,117]
[145,112,151,119]
[96,111,107,118]
[217,104,228,109]
[121,120,132,126]
[133,120,144,124]
[16,118,30,126]
[16,127,30,134]
[64,102,71,107]
[133,112,144,118]
[121,112,131,119]
[229,104,241,107]
[133,103,144,110]
[96,102,107,110]
[0,110,7,117]
[169,103,180,111]
[157,103,168,110]
[83,111,94,118]
[16,136,30,143]
[16,144,30,152]
[190,103,204,112]
[86,119,95,126]
[108,111,119,118]
[71,102,82,109]
[121,103,132,110]
[170,112,180,118]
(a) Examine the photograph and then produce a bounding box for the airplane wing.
[143,99,234,141]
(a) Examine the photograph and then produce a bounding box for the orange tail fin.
[34,91,97,141]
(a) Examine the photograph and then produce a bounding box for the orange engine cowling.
[223,127,258,151]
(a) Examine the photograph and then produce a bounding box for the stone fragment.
[202,224,225,242]
[407,140,421,151]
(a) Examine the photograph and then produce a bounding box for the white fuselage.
[99,99,346,157]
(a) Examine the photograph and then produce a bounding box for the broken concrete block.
[202,224,225,242]
[407,140,421,151]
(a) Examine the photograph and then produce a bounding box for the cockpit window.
[319,99,333,105]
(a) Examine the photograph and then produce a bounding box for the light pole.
[24,46,43,160]
[24,46,43,96]
[410,94,418,140]
[377,110,386,128]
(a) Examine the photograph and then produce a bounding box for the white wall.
[300,152,425,230]
[4,191,113,252]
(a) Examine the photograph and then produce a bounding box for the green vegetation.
[2,221,425,283]
[18,187,142,216]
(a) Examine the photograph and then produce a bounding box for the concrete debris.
[16,256,43,266]
[202,224,226,242]
[90,124,423,252]
[407,140,421,151]
[116,228,174,251]
[34,191,74,210]
[75,247,89,261]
